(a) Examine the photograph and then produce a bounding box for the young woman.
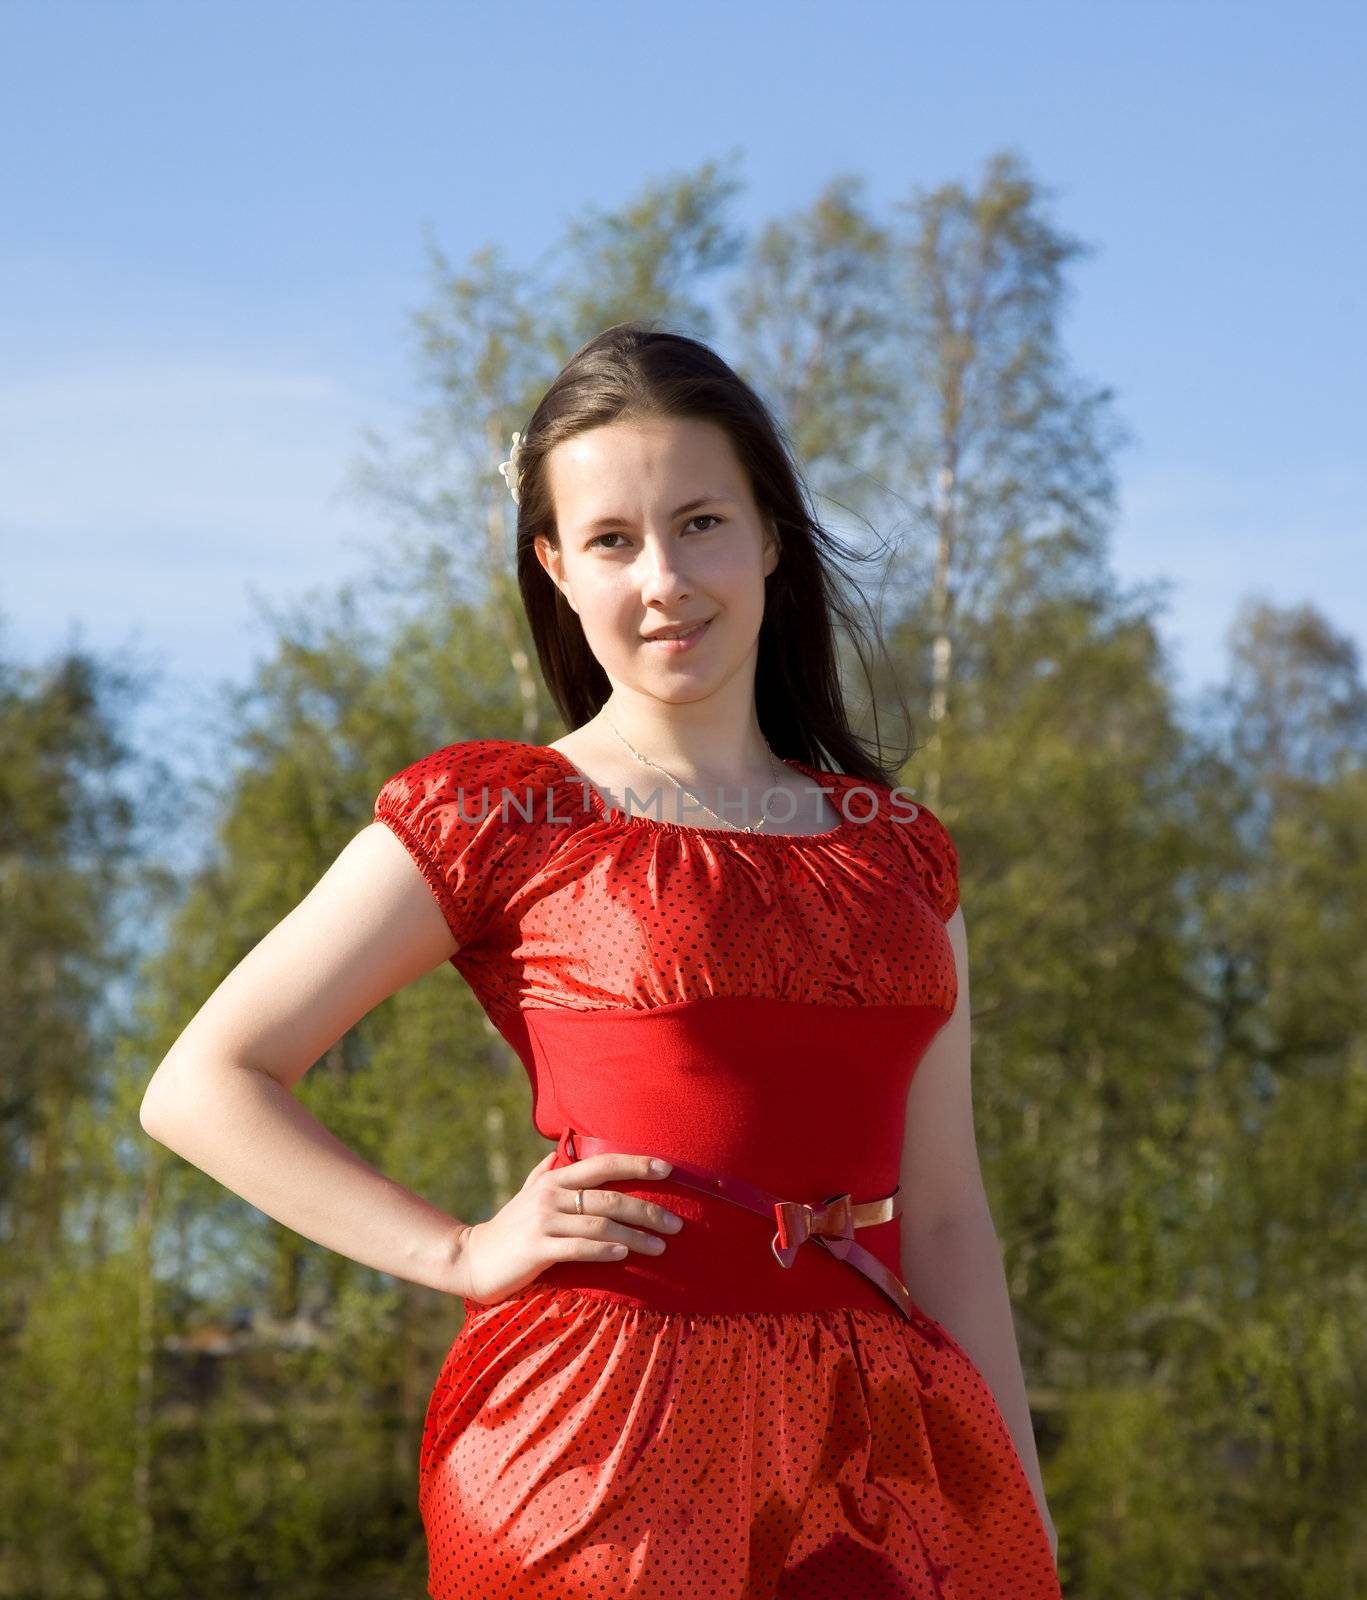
[142,323,1061,1597]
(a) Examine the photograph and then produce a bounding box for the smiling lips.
[642,616,714,651]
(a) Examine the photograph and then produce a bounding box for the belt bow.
[772,1192,857,1267]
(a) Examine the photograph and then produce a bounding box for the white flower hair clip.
[497,430,525,506]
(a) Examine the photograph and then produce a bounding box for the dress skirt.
[418,1285,1062,1599]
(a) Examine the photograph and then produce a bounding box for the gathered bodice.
[373,738,959,1027]
[374,738,963,1317]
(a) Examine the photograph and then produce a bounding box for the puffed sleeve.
[893,797,960,922]
[372,739,560,952]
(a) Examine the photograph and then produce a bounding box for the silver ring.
[575,1188,585,1215]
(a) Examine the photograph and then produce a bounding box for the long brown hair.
[511,321,919,789]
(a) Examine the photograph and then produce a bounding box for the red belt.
[563,1128,917,1323]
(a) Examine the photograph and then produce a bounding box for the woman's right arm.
[138,821,475,1295]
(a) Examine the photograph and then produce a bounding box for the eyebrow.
[584,494,736,532]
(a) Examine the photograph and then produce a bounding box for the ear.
[534,534,578,614]
[762,516,780,577]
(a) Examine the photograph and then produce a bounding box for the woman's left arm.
[897,906,1057,1546]
[901,1204,1056,1546]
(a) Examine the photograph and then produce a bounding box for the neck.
[595,695,772,781]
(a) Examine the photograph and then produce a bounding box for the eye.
[587,514,723,551]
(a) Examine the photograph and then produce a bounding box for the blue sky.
[3,0,1364,775]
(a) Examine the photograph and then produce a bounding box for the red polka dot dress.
[374,739,1062,1600]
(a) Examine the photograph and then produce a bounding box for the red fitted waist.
[480,995,950,1318]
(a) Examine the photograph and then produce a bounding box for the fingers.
[538,1149,684,1260]
[548,1180,684,1255]
[560,1208,672,1257]
[521,1149,558,1190]
[555,1152,671,1185]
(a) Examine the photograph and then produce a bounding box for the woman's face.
[535,415,780,708]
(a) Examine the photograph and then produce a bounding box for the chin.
[616,676,719,705]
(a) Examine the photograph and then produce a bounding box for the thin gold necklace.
[603,717,785,832]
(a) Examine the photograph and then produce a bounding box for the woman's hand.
[449,1147,684,1305]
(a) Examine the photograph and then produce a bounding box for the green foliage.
[0,150,1361,1596]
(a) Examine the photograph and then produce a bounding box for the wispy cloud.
[0,362,378,541]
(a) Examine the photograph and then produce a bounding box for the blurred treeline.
[2,149,1363,1599]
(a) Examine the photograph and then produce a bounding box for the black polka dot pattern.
[374,740,960,1031]
[373,740,1061,1598]
[417,1291,1061,1597]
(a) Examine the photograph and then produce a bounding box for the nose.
[637,534,694,606]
